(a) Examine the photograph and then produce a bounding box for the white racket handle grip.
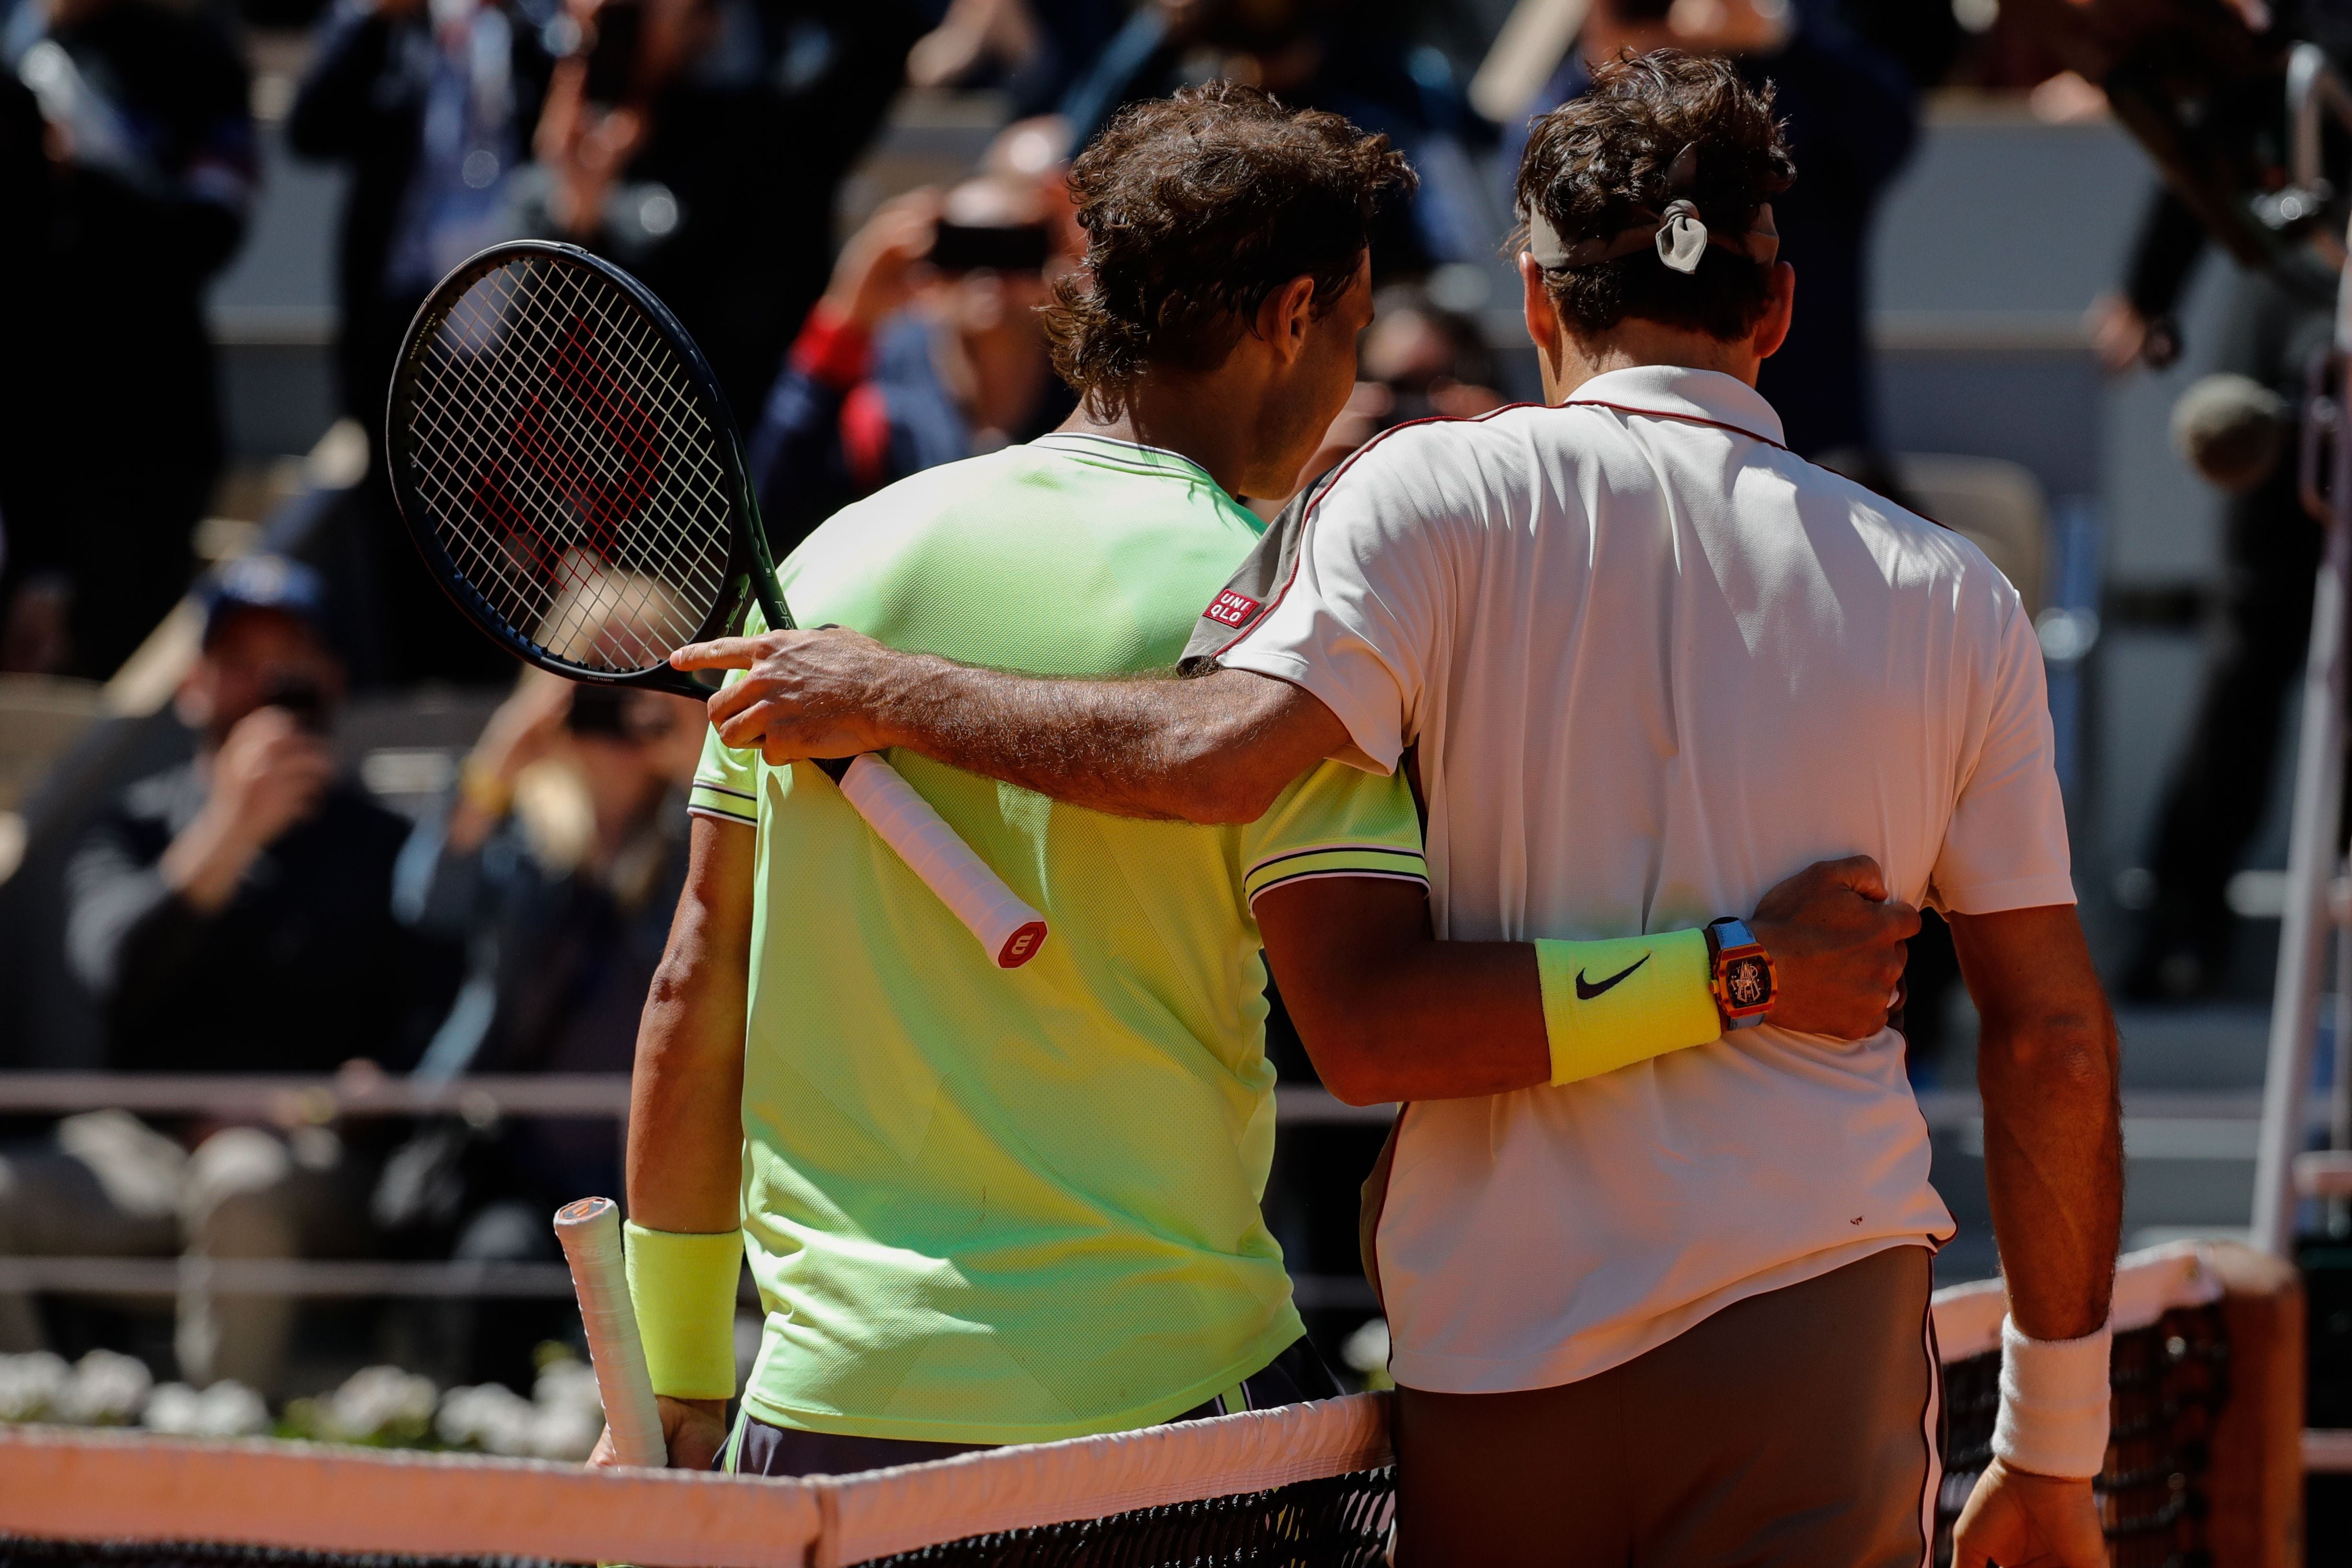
[553,1197,666,1468]
[838,753,1049,968]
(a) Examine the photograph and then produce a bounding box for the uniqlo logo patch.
[1205,589,1261,628]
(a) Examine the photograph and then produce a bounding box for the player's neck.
[1058,376,1280,500]
[1540,323,1763,403]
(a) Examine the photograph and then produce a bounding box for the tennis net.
[0,1242,2296,1568]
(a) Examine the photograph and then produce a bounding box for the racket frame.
[387,241,1048,969]
[384,238,796,700]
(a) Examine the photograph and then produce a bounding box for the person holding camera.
[522,0,927,416]
[0,557,444,1394]
[746,153,1079,556]
[384,670,702,1387]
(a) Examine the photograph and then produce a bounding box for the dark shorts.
[725,1335,1341,1478]
[1394,1245,1942,1568]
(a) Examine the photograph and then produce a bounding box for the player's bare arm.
[1948,903,2123,1568]
[585,815,755,1472]
[1257,855,1919,1104]
[674,632,1340,826]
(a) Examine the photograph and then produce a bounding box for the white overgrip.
[553,1197,666,1468]
[838,753,1049,969]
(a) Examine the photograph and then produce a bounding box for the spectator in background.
[288,0,558,687]
[903,0,1124,120]
[0,0,254,678]
[0,72,52,640]
[384,671,701,1387]
[1286,281,1503,499]
[2093,198,2338,999]
[0,557,446,1395]
[521,0,926,417]
[290,0,558,451]
[1055,0,1496,279]
[749,134,1078,552]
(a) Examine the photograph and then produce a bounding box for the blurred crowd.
[0,0,2143,1403]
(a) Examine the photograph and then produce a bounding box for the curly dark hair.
[1514,51,1795,342]
[1043,83,1416,415]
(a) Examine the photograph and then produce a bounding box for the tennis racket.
[552,1197,664,1467]
[386,241,1047,968]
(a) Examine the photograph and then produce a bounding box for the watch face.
[1723,954,1772,1011]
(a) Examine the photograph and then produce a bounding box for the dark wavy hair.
[1514,51,1795,342]
[1043,83,1416,416]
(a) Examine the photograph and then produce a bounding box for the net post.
[2202,1241,2306,1568]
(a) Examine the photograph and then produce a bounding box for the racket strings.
[402,254,737,673]
[421,264,725,667]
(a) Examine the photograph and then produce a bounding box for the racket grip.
[838,753,1049,969]
[553,1197,667,1468]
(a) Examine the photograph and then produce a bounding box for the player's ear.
[1520,251,1564,374]
[1258,274,1319,363]
[1753,261,1796,361]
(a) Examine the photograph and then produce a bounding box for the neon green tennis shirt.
[689,432,1429,1444]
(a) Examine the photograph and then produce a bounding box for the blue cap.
[199,554,332,647]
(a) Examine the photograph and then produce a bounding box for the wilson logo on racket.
[1205,589,1260,628]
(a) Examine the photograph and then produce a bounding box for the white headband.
[1525,200,1779,276]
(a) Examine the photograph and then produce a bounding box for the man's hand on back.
[676,627,911,764]
[1749,855,1920,1039]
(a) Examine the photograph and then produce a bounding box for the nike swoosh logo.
[1575,952,1651,1001]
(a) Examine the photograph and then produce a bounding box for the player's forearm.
[686,631,1341,825]
[1283,937,1552,1104]
[625,821,753,1234]
[870,659,1291,823]
[1956,907,2123,1342]
[1262,879,1726,1105]
[626,961,746,1231]
[1976,1008,2122,1341]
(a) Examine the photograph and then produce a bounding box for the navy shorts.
[725,1335,1342,1478]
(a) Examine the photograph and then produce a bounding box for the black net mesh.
[846,1466,1396,1567]
[1933,1303,2230,1568]
[397,250,736,674]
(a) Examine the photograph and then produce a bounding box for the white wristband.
[1990,1315,2113,1479]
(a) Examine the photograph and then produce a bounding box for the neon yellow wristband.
[1533,928,1720,1086]
[623,1221,742,1401]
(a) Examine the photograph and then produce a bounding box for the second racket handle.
[838,753,1049,968]
[553,1197,666,1468]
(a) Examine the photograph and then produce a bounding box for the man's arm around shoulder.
[674,631,1342,825]
[1255,856,1921,1105]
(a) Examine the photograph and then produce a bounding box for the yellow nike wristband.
[1533,929,1721,1086]
[622,1221,742,1401]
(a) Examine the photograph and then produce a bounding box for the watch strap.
[1706,916,1775,1029]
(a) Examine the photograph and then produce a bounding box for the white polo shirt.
[1189,365,2073,1394]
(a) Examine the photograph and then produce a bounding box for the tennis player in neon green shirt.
[603,85,1915,1477]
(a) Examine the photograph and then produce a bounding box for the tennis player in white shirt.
[684,52,2121,1568]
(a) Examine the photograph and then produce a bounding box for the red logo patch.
[1205,589,1261,628]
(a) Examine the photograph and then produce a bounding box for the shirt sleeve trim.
[1246,866,1431,910]
[1244,846,1430,905]
[1927,873,2079,917]
[691,780,757,803]
[1245,842,1428,877]
[687,787,758,825]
